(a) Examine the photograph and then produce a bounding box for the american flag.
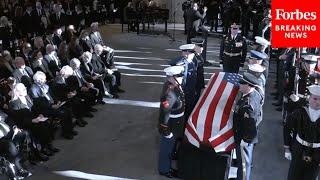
[185,72,242,152]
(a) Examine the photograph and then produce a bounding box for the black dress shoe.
[76,119,86,127]
[72,130,78,136]
[159,169,179,178]
[37,152,49,161]
[84,112,94,118]
[97,100,106,104]
[116,88,125,93]
[80,119,88,125]
[42,147,54,156]
[203,61,213,66]
[48,145,60,153]
[89,107,98,112]
[112,94,119,99]
[62,133,74,140]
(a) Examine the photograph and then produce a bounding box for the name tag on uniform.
[235,42,243,47]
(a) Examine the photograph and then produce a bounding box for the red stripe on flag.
[186,123,200,142]
[220,87,239,129]
[191,73,219,128]
[210,129,234,147]
[225,142,236,152]
[203,80,227,142]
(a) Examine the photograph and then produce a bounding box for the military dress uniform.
[158,66,185,178]
[191,38,205,104]
[233,73,262,180]
[220,28,247,73]
[284,85,320,180]
[169,44,198,122]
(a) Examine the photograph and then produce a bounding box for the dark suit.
[31,9,45,35]
[80,38,94,52]
[22,11,34,36]
[29,83,74,136]
[90,31,105,46]
[184,8,206,43]
[12,67,34,89]
[44,53,61,77]
[9,97,54,146]
[52,34,63,49]
[49,13,67,28]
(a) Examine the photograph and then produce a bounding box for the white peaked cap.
[164,66,184,76]
[308,85,320,96]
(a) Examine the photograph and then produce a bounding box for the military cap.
[255,36,270,47]
[190,38,204,47]
[179,44,195,52]
[164,66,184,76]
[240,72,260,87]
[168,56,186,66]
[248,64,265,73]
[301,54,320,63]
[250,50,268,60]
[307,85,320,96]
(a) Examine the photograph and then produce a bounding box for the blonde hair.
[11,83,26,101]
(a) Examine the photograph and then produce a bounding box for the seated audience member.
[89,22,105,46]
[44,44,62,77]
[0,110,32,179]
[57,41,70,66]
[12,57,34,89]
[51,66,90,127]
[79,30,94,53]
[80,51,116,98]
[68,37,83,59]
[31,50,54,80]
[29,71,76,140]
[9,83,57,158]
[94,44,125,94]
[19,42,33,67]
[0,51,15,79]
[70,58,104,104]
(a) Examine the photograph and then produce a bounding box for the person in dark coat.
[9,83,57,158]
[284,85,320,180]
[158,65,185,178]
[184,3,207,43]
[29,71,76,139]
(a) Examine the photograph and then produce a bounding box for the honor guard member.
[233,72,262,180]
[284,54,320,114]
[220,23,247,73]
[191,38,205,103]
[170,44,197,122]
[247,64,265,126]
[254,36,271,79]
[248,50,269,88]
[284,85,320,180]
[158,65,185,178]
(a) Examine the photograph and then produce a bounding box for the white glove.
[107,69,113,74]
[289,94,300,102]
[240,140,248,147]
[285,150,292,160]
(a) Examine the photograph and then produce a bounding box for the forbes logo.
[275,9,317,20]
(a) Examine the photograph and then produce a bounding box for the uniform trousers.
[236,143,254,180]
[287,140,320,180]
[158,135,176,174]
[178,141,231,180]
[222,56,241,73]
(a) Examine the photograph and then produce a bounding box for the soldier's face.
[309,94,320,110]
[239,84,251,94]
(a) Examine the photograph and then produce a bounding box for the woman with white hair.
[80,51,115,98]
[51,66,91,127]
[30,71,76,140]
[70,58,102,104]
[8,83,56,159]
